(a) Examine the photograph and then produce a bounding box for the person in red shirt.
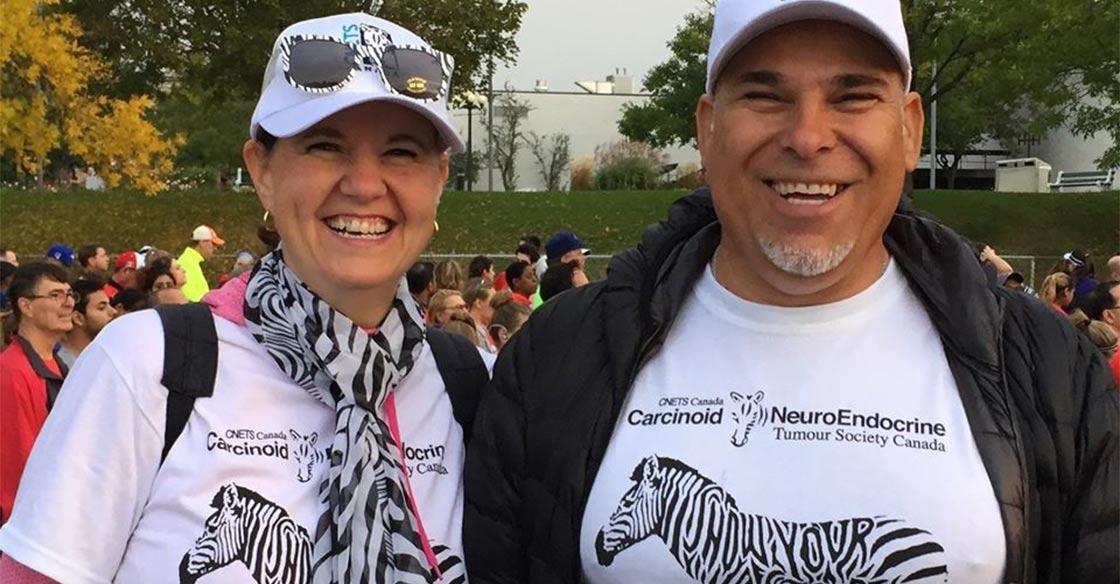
[102,251,141,300]
[504,260,538,306]
[0,262,74,524]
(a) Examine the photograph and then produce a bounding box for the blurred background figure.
[434,259,464,292]
[427,289,468,326]
[463,277,496,352]
[487,290,531,353]
[57,277,117,368]
[1040,273,1075,315]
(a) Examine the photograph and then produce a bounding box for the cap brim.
[211,236,226,246]
[708,1,911,93]
[255,91,465,154]
[580,248,591,256]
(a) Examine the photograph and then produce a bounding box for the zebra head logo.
[179,483,312,584]
[729,390,766,447]
[289,429,322,483]
[595,455,665,567]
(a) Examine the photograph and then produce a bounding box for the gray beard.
[758,239,854,277]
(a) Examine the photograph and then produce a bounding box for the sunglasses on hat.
[277,24,453,102]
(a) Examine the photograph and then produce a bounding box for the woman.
[463,277,497,352]
[487,291,531,352]
[434,259,464,292]
[0,12,482,584]
[1040,272,1074,315]
[141,256,187,294]
[428,289,468,326]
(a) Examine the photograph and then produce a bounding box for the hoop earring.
[262,210,274,229]
[433,219,440,233]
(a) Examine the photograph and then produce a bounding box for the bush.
[594,157,661,190]
[591,140,667,191]
[569,157,595,190]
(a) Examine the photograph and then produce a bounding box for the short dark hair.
[515,243,540,264]
[540,261,578,302]
[77,244,102,268]
[72,277,106,314]
[1074,281,1120,320]
[520,234,542,249]
[8,262,71,320]
[406,261,436,295]
[505,260,531,284]
[110,288,149,312]
[468,255,494,279]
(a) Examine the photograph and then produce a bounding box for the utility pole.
[487,57,495,192]
[929,62,937,190]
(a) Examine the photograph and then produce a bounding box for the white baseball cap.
[192,225,225,246]
[706,0,912,94]
[250,13,464,152]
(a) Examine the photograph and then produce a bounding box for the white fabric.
[0,310,466,584]
[251,12,464,152]
[706,0,912,92]
[581,260,1005,583]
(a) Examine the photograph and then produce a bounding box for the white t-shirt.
[581,261,1005,583]
[0,310,467,584]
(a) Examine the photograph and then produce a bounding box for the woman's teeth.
[324,216,393,238]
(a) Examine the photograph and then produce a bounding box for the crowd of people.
[0,1,1116,583]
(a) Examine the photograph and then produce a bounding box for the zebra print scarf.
[243,249,436,584]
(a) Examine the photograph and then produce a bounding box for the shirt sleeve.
[0,365,44,524]
[0,343,163,584]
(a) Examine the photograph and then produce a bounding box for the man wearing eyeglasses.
[0,262,74,524]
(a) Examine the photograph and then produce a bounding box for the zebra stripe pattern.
[244,250,438,584]
[596,456,947,583]
[180,483,312,584]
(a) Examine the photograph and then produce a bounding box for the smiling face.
[245,101,449,305]
[697,20,924,305]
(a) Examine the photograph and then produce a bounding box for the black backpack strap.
[156,304,219,463]
[426,328,489,445]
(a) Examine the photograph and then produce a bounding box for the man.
[57,278,117,369]
[465,1,1118,582]
[44,244,74,268]
[178,225,225,302]
[0,262,74,524]
[544,230,591,270]
[469,255,496,281]
[103,251,141,300]
[406,260,438,311]
[1108,254,1120,282]
[76,244,110,280]
[539,261,590,302]
[504,261,537,306]
[1079,281,1120,385]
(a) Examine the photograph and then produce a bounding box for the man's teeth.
[324,216,393,237]
[772,182,841,197]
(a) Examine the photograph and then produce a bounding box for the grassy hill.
[1,187,1117,284]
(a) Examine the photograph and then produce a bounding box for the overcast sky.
[496,0,706,92]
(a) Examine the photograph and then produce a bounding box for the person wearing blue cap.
[465,0,1117,582]
[545,230,590,270]
[44,244,74,267]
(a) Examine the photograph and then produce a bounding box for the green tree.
[618,7,711,148]
[60,0,528,176]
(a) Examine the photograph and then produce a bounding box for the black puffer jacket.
[464,188,1119,584]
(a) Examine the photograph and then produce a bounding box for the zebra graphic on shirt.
[728,391,767,447]
[595,456,947,583]
[180,483,313,584]
[289,429,327,483]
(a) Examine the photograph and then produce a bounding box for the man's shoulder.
[177,247,201,265]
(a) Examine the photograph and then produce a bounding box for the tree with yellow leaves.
[0,0,180,194]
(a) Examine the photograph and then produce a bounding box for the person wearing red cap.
[102,251,141,300]
[178,225,225,302]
